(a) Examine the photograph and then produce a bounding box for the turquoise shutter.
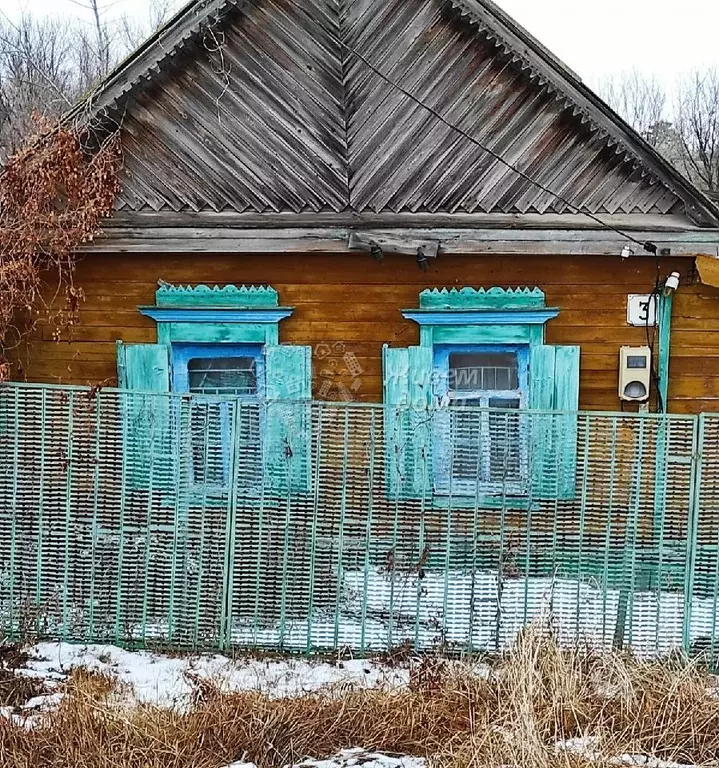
[382,345,433,499]
[116,342,172,491]
[117,342,170,391]
[265,345,312,494]
[530,345,580,500]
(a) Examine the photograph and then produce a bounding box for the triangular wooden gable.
[81,0,719,227]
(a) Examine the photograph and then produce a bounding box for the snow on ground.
[14,641,409,709]
[18,642,409,707]
[224,749,425,768]
[556,737,697,768]
[230,568,716,659]
[0,644,705,768]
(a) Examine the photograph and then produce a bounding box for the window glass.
[435,348,527,496]
[449,352,518,392]
[188,356,257,396]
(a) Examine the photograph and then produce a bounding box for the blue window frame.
[171,343,265,395]
[385,288,580,503]
[171,343,265,493]
[433,344,530,497]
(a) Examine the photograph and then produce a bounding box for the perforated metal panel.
[1,383,718,662]
[687,414,719,657]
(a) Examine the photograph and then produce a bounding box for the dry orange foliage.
[0,117,121,379]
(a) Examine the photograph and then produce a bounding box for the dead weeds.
[0,629,718,768]
[0,642,46,709]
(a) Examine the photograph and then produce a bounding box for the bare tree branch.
[598,70,667,148]
[0,2,181,161]
[597,68,719,199]
[675,69,719,197]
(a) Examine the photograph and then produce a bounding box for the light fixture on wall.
[621,245,634,259]
[663,271,680,296]
[369,241,384,262]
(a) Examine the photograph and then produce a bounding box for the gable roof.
[74,0,719,229]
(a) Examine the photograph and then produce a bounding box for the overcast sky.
[1,0,717,89]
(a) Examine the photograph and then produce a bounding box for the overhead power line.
[286,2,660,254]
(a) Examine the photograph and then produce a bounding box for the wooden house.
[15,0,719,407]
[10,0,719,510]
[6,0,719,652]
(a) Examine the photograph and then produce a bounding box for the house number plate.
[627,294,657,327]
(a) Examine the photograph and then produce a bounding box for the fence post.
[219,399,241,652]
[682,413,703,655]
[613,417,644,650]
[8,386,20,640]
[305,403,322,655]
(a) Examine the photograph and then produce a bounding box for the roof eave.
[447,0,719,228]
[64,0,242,131]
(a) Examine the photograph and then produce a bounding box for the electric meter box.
[619,346,651,402]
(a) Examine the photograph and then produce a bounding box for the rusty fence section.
[0,382,718,661]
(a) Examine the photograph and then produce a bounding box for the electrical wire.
[297,11,660,254]
[284,2,686,409]
[326,13,681,410]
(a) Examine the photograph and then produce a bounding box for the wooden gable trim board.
[91,225,719,256]
[106,212,718,231]
[67,0,244,127]
[447,0,719,227]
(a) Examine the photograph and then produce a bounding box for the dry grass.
[0,644,47,708]
[0,629,718,768]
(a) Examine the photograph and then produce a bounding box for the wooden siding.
[13,251,719,413]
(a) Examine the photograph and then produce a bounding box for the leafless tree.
[0,14,80,156]
[598,68,719,199]
[0,1,178,159]
[675,69,719,198]
[599,70,668,149]
[118,0,178,51]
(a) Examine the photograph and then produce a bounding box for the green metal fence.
[1,382,718,660]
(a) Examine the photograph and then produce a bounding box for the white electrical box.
[619,346,652,402]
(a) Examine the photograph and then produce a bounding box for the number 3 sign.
[627,294,658,327]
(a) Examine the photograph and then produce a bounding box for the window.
[384,287,580,502]
[434,346,529,496]
[119,282,313,497]
[187,356,258,396]
[173,344,264,492]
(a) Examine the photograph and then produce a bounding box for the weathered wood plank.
[90,226,719,257]
[107,210,715,232]
[72,251,689,284]
[12,251,719,415]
